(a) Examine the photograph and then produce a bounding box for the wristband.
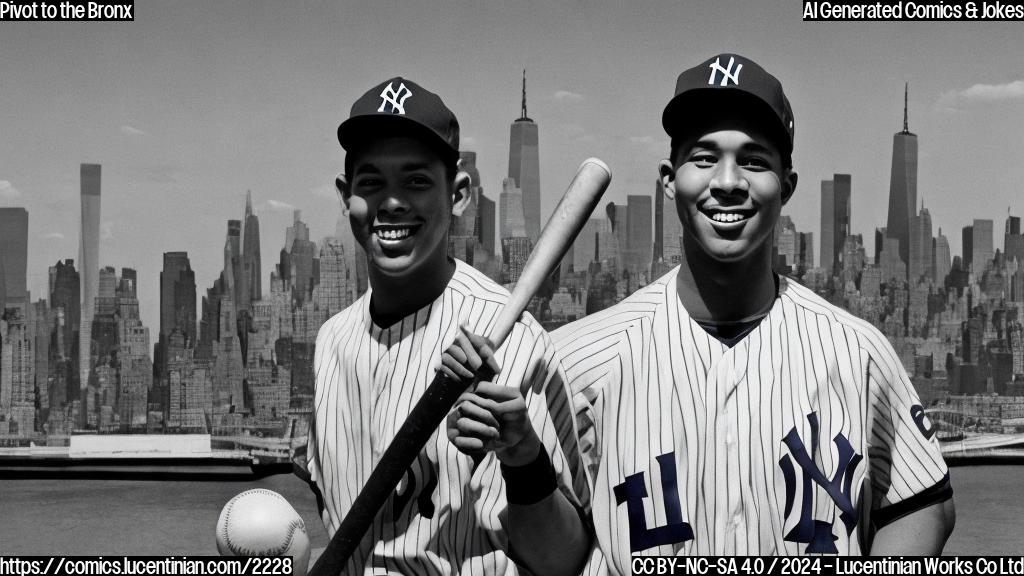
[500,448,558,505]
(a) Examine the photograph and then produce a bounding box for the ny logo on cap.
[708,56,743,87]
[379,82,413,115]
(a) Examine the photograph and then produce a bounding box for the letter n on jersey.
[613,452,694,552]
[778,411,863,554]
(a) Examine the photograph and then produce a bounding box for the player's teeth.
[712,213,746,222]
[379,228,411,240]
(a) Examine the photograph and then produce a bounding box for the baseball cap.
[662,53,795,157]
[337,77,460,164]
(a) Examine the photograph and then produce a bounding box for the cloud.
[265,199,296,212]
[554,90,584,102]
[120,124,145,136]
[101,221,114,240]
[0,180,22,199]
[936,80,1024,111]
[44,232,65,240]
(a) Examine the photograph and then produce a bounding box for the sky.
[2,0,1023,333]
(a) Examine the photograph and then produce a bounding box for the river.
[0,466,1019,555]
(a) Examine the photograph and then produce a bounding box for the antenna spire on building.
[903,82,909,133]
[521,69,528,120]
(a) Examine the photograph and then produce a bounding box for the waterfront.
[1,466,1021,556]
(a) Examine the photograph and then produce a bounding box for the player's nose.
[378,191,412,215]
[709,158,748,197]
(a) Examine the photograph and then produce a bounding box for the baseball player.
[298,77,590,575]
[551,54,955,570]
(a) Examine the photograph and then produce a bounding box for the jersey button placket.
[722,355,743,538]
[370,329,396,462]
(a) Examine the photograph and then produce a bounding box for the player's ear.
[781,169,798,206]
[451,170,472,217]
[335,172,352,211]
[659,159,677,200]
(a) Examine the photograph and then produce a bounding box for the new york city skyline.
[2,1,1023,336]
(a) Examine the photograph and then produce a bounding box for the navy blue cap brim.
[337,114,459,163]
[662,88,793,156]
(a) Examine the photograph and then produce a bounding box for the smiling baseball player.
[298,77,589,575]
[552,54,954,570]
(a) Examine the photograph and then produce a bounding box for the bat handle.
[308,366,495,576]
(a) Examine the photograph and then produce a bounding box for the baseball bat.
[308,158,612,576]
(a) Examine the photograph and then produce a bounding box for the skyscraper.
[934,229,951,284]
[910,204,933,283]
[478,192,496,256]
[227,219,243,307]
[884,85,918,271]
[1008,214,1022,235]
[157,252,197,382]
[819,175,852,273]
[79,163,101,390]
[1005,213,1024,264]
[626,194,653,275]
[242,191,262,306]
[501,237,531,285]
[316,238,356,317]
[282,211,317,304]
[572,218,605,272]
[962,225,974,273]
[874,227,886,265]
[610,203,628,270]
[798,232,815,272]
[48,259,80,404]
[499,178,527,240]
[972,219,994,273]
[160,252,197,346]
[0,303,35,435]
[0,207,28,306]
[820,179,834,272]
[115,267,151,431]
[508,70,541,243]
[776,215,799,271]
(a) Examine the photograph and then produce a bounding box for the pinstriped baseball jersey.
[305,259,588,575]
[553,268,949,572]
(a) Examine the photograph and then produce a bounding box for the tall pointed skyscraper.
[884,84,918,273]
[508,70,541,243]
[242,191,262,306]
[79,163,101,389]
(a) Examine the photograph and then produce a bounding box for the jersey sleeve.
[552,318,625,492]
[494,318,591,513]
[864,332,952,528]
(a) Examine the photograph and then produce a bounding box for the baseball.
[216,489,311,575]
